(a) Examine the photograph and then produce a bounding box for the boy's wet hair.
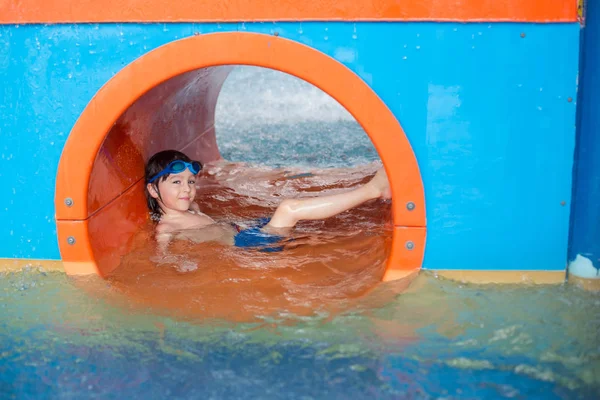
[144,150,201,219]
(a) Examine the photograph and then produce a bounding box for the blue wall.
[569,1,600,274]
[0,22,580,270]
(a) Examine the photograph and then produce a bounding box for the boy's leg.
[266,168,390,229]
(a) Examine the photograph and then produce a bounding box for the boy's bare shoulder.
[156,220,176,235]
[184,212,218,229]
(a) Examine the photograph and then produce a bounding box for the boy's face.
[149,169,197,213]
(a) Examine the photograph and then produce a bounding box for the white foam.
[216,66,354,127]
[568,254,600,279]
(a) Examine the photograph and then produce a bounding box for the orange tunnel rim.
[55,31,426,276]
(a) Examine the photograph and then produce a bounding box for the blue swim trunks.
[233,218,284,252]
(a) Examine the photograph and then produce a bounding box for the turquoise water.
[1,266,599,398]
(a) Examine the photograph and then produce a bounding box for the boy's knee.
[269,198,300,228]
[279,199,300,213]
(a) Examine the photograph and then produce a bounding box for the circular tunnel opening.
[55,32,425,283]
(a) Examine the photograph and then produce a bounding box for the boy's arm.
[156,230,172,256]
[175,224,236,246]
[189,202,201,213]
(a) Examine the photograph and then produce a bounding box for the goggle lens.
[189,161,201,174]
[170,161,187,173]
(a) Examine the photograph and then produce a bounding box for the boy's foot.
[369,168,392,200]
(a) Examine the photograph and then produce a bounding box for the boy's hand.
[189,202,201,213]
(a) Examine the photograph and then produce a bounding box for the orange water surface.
[106,163,399,322]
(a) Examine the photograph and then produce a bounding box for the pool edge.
[0,259,568,284]
[0,259,65,273]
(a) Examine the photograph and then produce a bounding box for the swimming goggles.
[148,160,202,183]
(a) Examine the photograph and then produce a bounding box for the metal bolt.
[567,97,573,103]
[406,202,415,211]
[405,241,414,250]
[274,32,280,37]
[67,236,76,245]
[64,198,73,207]
[520,32,526,38]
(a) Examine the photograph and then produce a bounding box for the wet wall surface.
[0,22,579,272]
